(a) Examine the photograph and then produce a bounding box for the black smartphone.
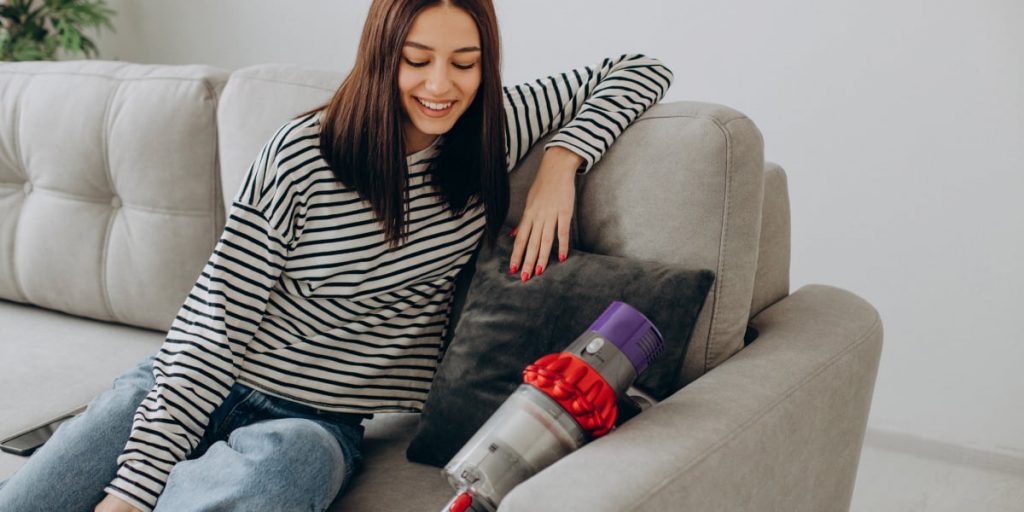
[0,405,88,456]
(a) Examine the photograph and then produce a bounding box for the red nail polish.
[510,264,518,274]
[521,271,530,282]
[559,253,566,263]
[509,228,518,237]
[535,265,543,276]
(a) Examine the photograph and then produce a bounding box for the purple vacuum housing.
[587,300,665,374]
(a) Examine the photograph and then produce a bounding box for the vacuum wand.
[440,301,664,512]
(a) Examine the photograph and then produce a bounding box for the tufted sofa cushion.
[0,61,230,331]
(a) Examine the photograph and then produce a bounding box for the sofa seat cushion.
[328,413,453,512]
[0,300,163,479]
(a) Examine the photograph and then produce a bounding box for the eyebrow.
[404,41,481,53]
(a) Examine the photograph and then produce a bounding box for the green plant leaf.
[11,35,53,60]
[0,31,11,61]
[0,6,24,19]
[80,36,98,57]
[2,0,115,60]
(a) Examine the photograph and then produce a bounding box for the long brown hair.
[297,0,508,252]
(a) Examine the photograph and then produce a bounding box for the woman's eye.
[403,57,475,70]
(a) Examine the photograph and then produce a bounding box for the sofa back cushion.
[0,61,229,331]
[507,103,765,383]
[219,64,765,384]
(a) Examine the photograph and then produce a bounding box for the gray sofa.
[0,60,883,511]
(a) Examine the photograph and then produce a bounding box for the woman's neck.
[405,135,437,156]
[403,121,439,156]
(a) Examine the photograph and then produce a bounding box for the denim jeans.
[0,353,367,512]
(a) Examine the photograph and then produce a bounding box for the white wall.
[90,0,1024,458]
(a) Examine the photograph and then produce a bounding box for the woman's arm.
[101,123,297,512]
[504,53,673,173]
[504,54,674,280]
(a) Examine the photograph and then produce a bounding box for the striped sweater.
[105,53,673,511]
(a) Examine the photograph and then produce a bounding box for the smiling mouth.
[415,97,454,111]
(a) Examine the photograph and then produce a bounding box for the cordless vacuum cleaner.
[441,301,664,512]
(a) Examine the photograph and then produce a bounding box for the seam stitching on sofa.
[632,112,739,123]
[230,75,336,92]
[8,75,29,302]
[206,78,223,248]
[705,116,757,370]
[216,81,229,231]
[632,114,699,122]
[0,70,222,84]
[702,115,732,373]
[723,116,751,127]
[98,79,122,323]
[6,187,214,216]
[623,111,750,376]
[627,310,884,511]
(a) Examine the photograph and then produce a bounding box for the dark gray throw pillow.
[405,229,715,467]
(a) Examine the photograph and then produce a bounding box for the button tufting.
[23,181,32,193]
[110,195,122,208]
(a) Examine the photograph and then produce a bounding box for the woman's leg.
[0,354,157,512]
[153,416,361,512]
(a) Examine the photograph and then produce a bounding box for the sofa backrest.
[218,64,768,384]
[0,60,778,384]
[0,61,229,331]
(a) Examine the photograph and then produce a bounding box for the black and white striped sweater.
[105,53,672,511]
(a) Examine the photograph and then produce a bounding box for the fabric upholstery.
[406,231,714,467]
[327,413,453,512]
[501,102,766,386]
[749,162,791,318]
[0,60,229,331]
[216,64,340,210]
[500,284,884,511]
[0,300,163,479]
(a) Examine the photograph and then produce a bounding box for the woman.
[0,1,672,511]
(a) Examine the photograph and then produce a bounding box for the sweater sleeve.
[503,53,674,174]
[103,127,293,512]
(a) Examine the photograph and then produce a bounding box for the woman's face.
[398,5,482,154]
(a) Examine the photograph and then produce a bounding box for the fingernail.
[510,264,518,274]
[559,253,566,263]
[521,271,530,282]
[509,228,518,237]
[535,265,543,276]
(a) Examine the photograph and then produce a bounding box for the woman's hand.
[95,493,143,512]
[509,146,583,281]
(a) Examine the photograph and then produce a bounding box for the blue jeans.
[0,353,367,511]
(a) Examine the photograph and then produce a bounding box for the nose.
[424,61,452,97]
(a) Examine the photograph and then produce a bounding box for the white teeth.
[416,97,452,111]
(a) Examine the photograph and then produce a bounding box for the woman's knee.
[232,418,349,504]
[159,418,349,511]
[228,418,346,470]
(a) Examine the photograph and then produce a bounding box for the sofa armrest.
[498,284,883,512]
